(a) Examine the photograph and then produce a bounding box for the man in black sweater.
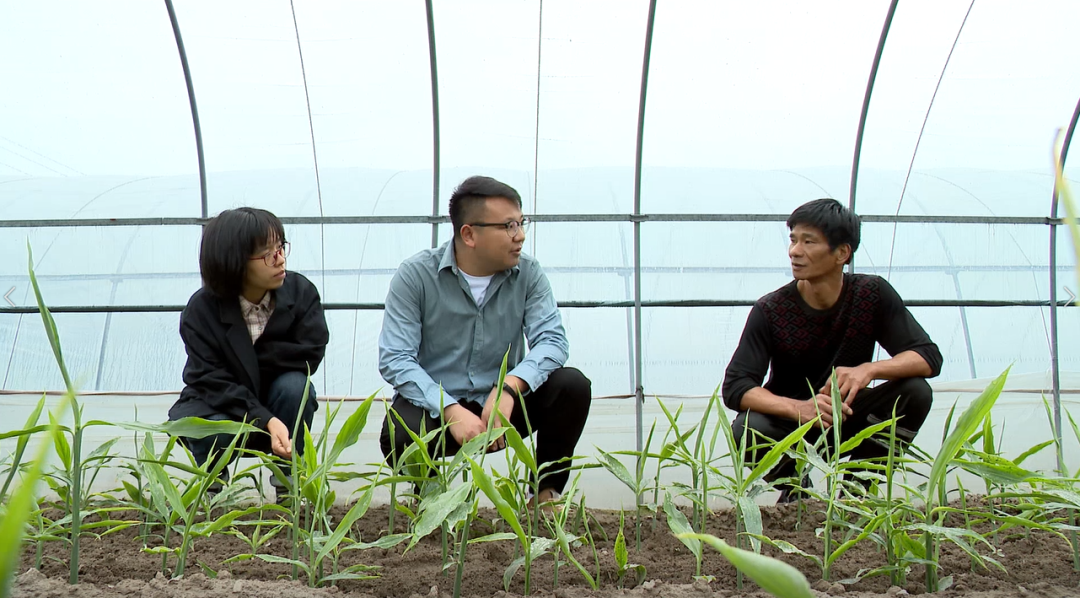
[722,198,942,502]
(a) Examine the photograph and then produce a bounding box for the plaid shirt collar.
[238,292,274,343]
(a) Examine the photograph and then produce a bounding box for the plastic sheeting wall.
[1,1,1079,425]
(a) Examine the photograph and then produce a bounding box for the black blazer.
[168,271,329,428]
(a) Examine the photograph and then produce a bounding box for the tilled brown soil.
[14,501,1080,597]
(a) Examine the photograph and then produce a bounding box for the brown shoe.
[525,488,563,514]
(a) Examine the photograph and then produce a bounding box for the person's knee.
[379,399,424,461]
[894,377,932,418]
[269,372,317,412]
[549,367,591,402]
[731,411,790,454]
[879,377,933,441]
[379,413,395,459]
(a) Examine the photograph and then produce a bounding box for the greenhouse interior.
[3,1,1080,596]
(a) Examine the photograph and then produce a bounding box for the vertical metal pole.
[1050,97,1080,473]
[425,0,441,248]
[848,0,897,271]
[633,0,658,488]
[164,0,207,218]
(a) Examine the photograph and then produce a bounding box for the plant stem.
[68,411,83,585]
[734,508,744,589]
[635,506,642,553]
[161,525,172,576]
[441,523,449,577]
[1071,511,1079,571]
[924,516,937,592]
[452,503,474,598]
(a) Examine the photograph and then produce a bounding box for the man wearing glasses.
[169,207,329,502]
[379,176,591,508]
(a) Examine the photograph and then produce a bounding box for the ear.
[460,224,478,249]
[834,243,852,265]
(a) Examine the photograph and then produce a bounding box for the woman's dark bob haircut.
[199,207,286,298]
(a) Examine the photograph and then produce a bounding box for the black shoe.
[205,480,224,501]
[776,476,812,504]
[271,474,294,506]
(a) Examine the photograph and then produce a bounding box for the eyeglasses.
[249,242,290,266]
[468,217,530,238]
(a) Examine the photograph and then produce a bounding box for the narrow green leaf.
[320,571,380,583]
[102,418,263,440]
[254,554,310,575]
[468,457,527,549]
[745,534,821,567]
[316,484,375,564]
[737,496,763,552]
[597,449,637,493]
[0,414,58,594]
[663,493,701,560]
[747,419,815,485]
[500,424,537,474]
[470,532,520,544]
[838,418,896,454]
[49,412,72,471]
[682,533,814,598]
[341,533,411,552]
[320,392,376,477]
[0,425,54,442]
[614,514,629,571]
[927,369,1009,507]
[503,555,525,591]
[1013,439,1055,466]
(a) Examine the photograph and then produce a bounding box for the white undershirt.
[460,271,494,305]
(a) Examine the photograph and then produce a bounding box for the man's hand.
[444,403,487,447]
[481,385,516,452]
[793,394,852,429]
[267,417,293,458]
[820,363,876,408]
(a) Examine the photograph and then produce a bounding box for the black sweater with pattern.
[722,274,942,412]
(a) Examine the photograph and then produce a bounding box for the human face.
[465,197,525,273]
[243,235,288,299]
[788,224,847,281]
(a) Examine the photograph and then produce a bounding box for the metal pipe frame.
[849,0,897,213]
[631,0,658,486]
[163,0,207,218]
[0,213,1063,228]
[425,0,441,249]
[1049,95,1080,473]
[0,298,1070,315]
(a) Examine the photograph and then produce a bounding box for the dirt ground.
[14,502,1080,598]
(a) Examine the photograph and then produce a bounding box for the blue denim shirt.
[378,242,569,418]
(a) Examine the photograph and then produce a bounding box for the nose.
[789,241,801,258]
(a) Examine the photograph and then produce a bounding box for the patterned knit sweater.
[722,274,942,411]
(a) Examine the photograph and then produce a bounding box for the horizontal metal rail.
[0,298,1072,315]
[0,263,1072,286]
[0,213,1063,228]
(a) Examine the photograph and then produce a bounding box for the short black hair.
[199,207,286,298]
[448,176,523,240]
[786,198,861,263]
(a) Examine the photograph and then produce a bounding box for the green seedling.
[614,510,646,588]
[679,533,814,598]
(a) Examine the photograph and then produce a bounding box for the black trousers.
[380,367,592,494]
[177,371,316,484]
[731,377,933,486]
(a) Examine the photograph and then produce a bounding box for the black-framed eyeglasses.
[249,242,290,266]
[468,217,530,238]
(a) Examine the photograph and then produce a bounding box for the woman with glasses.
[168,207,329,502]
